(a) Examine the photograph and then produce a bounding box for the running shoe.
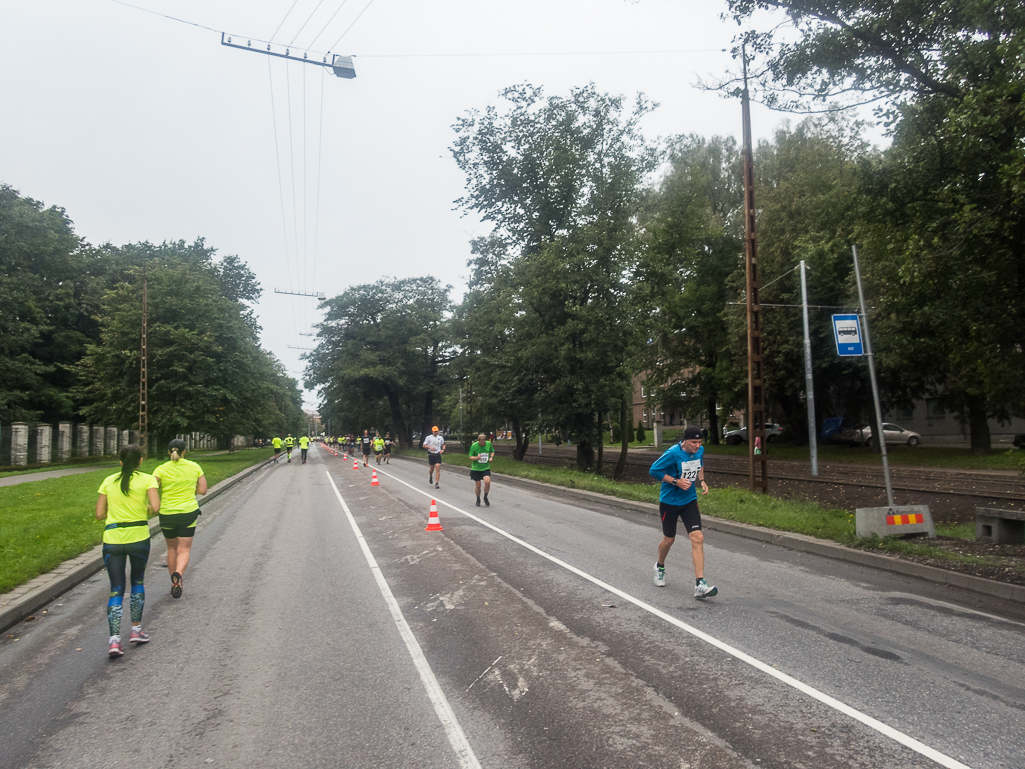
[694,578,718,599]
[129,628,149,644]
[435,483,440,489]
[483,494,490,507]
[108,640,124,658]
[653,563,666,587]
[170,571,183,599]
[475,497,481,506]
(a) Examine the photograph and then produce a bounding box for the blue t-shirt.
[649,443,704,505]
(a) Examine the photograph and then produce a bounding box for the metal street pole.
[800,261,818,475]
[139,273,148,457]
[852,245,895,508]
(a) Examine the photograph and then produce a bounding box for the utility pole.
[800,261,818,475]
[139,273,148,456]
[742,45,768,493]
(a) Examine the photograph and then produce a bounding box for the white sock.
[109,635,120,644]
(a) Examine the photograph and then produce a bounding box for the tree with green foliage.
[307,277,453,448]
[0,185,102,423]
[76,240,291,445]
[452,84,658,471]
[725,0,1025,452]
[635,420,646,444]
[635,135,745,444]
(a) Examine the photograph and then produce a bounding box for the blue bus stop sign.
[832,314,864,356]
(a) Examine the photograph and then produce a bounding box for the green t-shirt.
[153,458,205,516]
[98,471,158,544]
[272,437,282,449]
[470,441,493,471]
[284,436,295,447]
[299,436,310,449]
[373,437,385,451]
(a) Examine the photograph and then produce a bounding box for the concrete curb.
[440,461,1025,605]
[0,458,274,634]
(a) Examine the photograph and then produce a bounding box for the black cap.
[682,426,703,441]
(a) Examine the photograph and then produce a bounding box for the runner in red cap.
[422,425,445,489]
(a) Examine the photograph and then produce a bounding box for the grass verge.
[400,449,1009,575]
[0,449,273,594]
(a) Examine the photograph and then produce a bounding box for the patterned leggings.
[102,540,150,637]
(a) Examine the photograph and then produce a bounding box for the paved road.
[1,444,1023,768]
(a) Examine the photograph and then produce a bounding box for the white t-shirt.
[423,435,445,454]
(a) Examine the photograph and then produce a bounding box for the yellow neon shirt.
[299,436,310,449]
[153,458,205,516]
[272,437,282,448]
[98,471,158,545]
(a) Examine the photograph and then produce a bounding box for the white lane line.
[325,472,482,769]
[373,465,972,769]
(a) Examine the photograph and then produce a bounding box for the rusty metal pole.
[139,273,148,457]
[742,48,768,493]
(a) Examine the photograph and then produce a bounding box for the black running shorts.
[428,453,442,465]
[159,510,200,539]
[659,500,702,539]
[470,469,491,481]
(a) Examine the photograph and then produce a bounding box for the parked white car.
[723,423,785,445]
[851,423,921,447]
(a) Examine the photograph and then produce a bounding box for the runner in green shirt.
[272,436,283,463]
[373,434,385,465]
[153,438,207,599]
[284,434,295,463]
[95,444,160,657]
[469,433,494,507]
[299,434,310,464]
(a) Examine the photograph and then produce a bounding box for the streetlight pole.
[800,261,818,475]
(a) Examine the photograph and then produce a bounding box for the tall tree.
[725,1,1025,451]
[307,277,453,448]
[452,84,658,470]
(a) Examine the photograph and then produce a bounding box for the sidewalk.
[0,465,117,487]
[0,459,272,634]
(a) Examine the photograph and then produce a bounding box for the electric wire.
[302,63,309,331]
[289,0,331,47]
[270,0,303,41]
[106,0,221,33]
[328,0,378,50]
[353,48,729,58]
[312,67,326,303]
[285,62,303,335]
[267,58,299,339]
[307,0,352,50]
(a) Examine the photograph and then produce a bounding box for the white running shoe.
[653,563,666,587]
[694,579,718,599]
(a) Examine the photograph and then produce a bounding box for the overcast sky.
[2,0,794,410]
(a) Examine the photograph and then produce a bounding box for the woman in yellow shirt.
[96,444,160,658]
[153,438,207,599]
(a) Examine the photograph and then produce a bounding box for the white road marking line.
[373,465,973,769]
[325,472,482,769]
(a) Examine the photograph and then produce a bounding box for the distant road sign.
[832,314,864,356]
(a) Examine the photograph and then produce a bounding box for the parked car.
[846,422,921,447]
[723,423,784,445]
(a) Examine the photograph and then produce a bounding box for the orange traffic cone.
[342,452,347,460]
[371,470,380,486]
[425,499,443,531]
[352,458,358,469]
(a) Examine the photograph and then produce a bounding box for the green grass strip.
[0,449,273,594]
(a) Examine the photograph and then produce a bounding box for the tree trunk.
[384,385,410,448]
[968,395,991,455]
[596,413,604,474]
[575,438,595,472]
[614,394,629,480]
[706,396,720,445]
[511,417,530,461]
[419,390,435,444]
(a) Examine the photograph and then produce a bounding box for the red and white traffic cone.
[371,470,380,486]
[352,458,358,469]
[425,499,443,531]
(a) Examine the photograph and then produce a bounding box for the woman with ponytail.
[96,444,159,658]
[153,438,207,599]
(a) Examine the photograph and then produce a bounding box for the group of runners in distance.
[95,420,714,657]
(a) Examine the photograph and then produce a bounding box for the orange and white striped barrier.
[371,470,380,486]
[352,458,358,469]
[425,499,443,531]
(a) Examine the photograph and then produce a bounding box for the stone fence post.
[36,424,52,465]
[11,422,28,466]
[77,424,89,457]
[106,426,118,455]
[91,426,103,456]
[58,421,72,461]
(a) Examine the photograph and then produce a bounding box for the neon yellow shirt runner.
[153,458,205,516]
[272,437,282,449]
[373,437,384,451]
[299,436,310,449]
[98,471,158,545]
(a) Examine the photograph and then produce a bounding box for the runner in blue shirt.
[648,425,717,599]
